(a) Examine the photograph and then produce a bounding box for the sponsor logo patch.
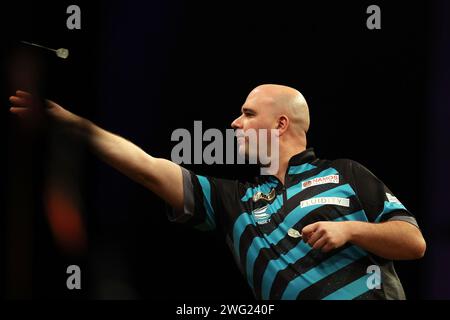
[300,197,350,208]
[301,175,340,190]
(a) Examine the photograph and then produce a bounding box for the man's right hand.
[9,90,79,126]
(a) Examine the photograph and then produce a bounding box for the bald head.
[231,84,310,163]
[246,84,310,136]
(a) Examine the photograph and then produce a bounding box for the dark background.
[0,0,448,300]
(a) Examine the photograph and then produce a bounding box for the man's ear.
[277,115,289,135]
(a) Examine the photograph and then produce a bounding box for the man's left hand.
[301,221,351,253]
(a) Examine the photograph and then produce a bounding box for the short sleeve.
[349,161,419,228]
[167,167,239,231]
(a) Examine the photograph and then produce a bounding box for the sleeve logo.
[386,192,401,204]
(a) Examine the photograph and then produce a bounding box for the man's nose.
[231,115,242,129]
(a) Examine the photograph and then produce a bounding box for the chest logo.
[252,188,276,203]
[300,197,350,208]
[301,175,339,190]
[252,205,271,224]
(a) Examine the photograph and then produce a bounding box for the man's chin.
[237,145,247,158]
[238,146,260,163]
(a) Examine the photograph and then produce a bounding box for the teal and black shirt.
[168,148,419,300]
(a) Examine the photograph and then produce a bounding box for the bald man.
[9,85,426,300]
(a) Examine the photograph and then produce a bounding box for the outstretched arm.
[9,90,184,211]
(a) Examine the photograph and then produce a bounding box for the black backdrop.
[1,0,446,300]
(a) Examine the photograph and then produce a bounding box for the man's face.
[231,93,277,158]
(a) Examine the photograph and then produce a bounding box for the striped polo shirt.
[168,148,419,300]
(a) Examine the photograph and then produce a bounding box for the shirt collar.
[260,147,317,183]
[287,147,317,167]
